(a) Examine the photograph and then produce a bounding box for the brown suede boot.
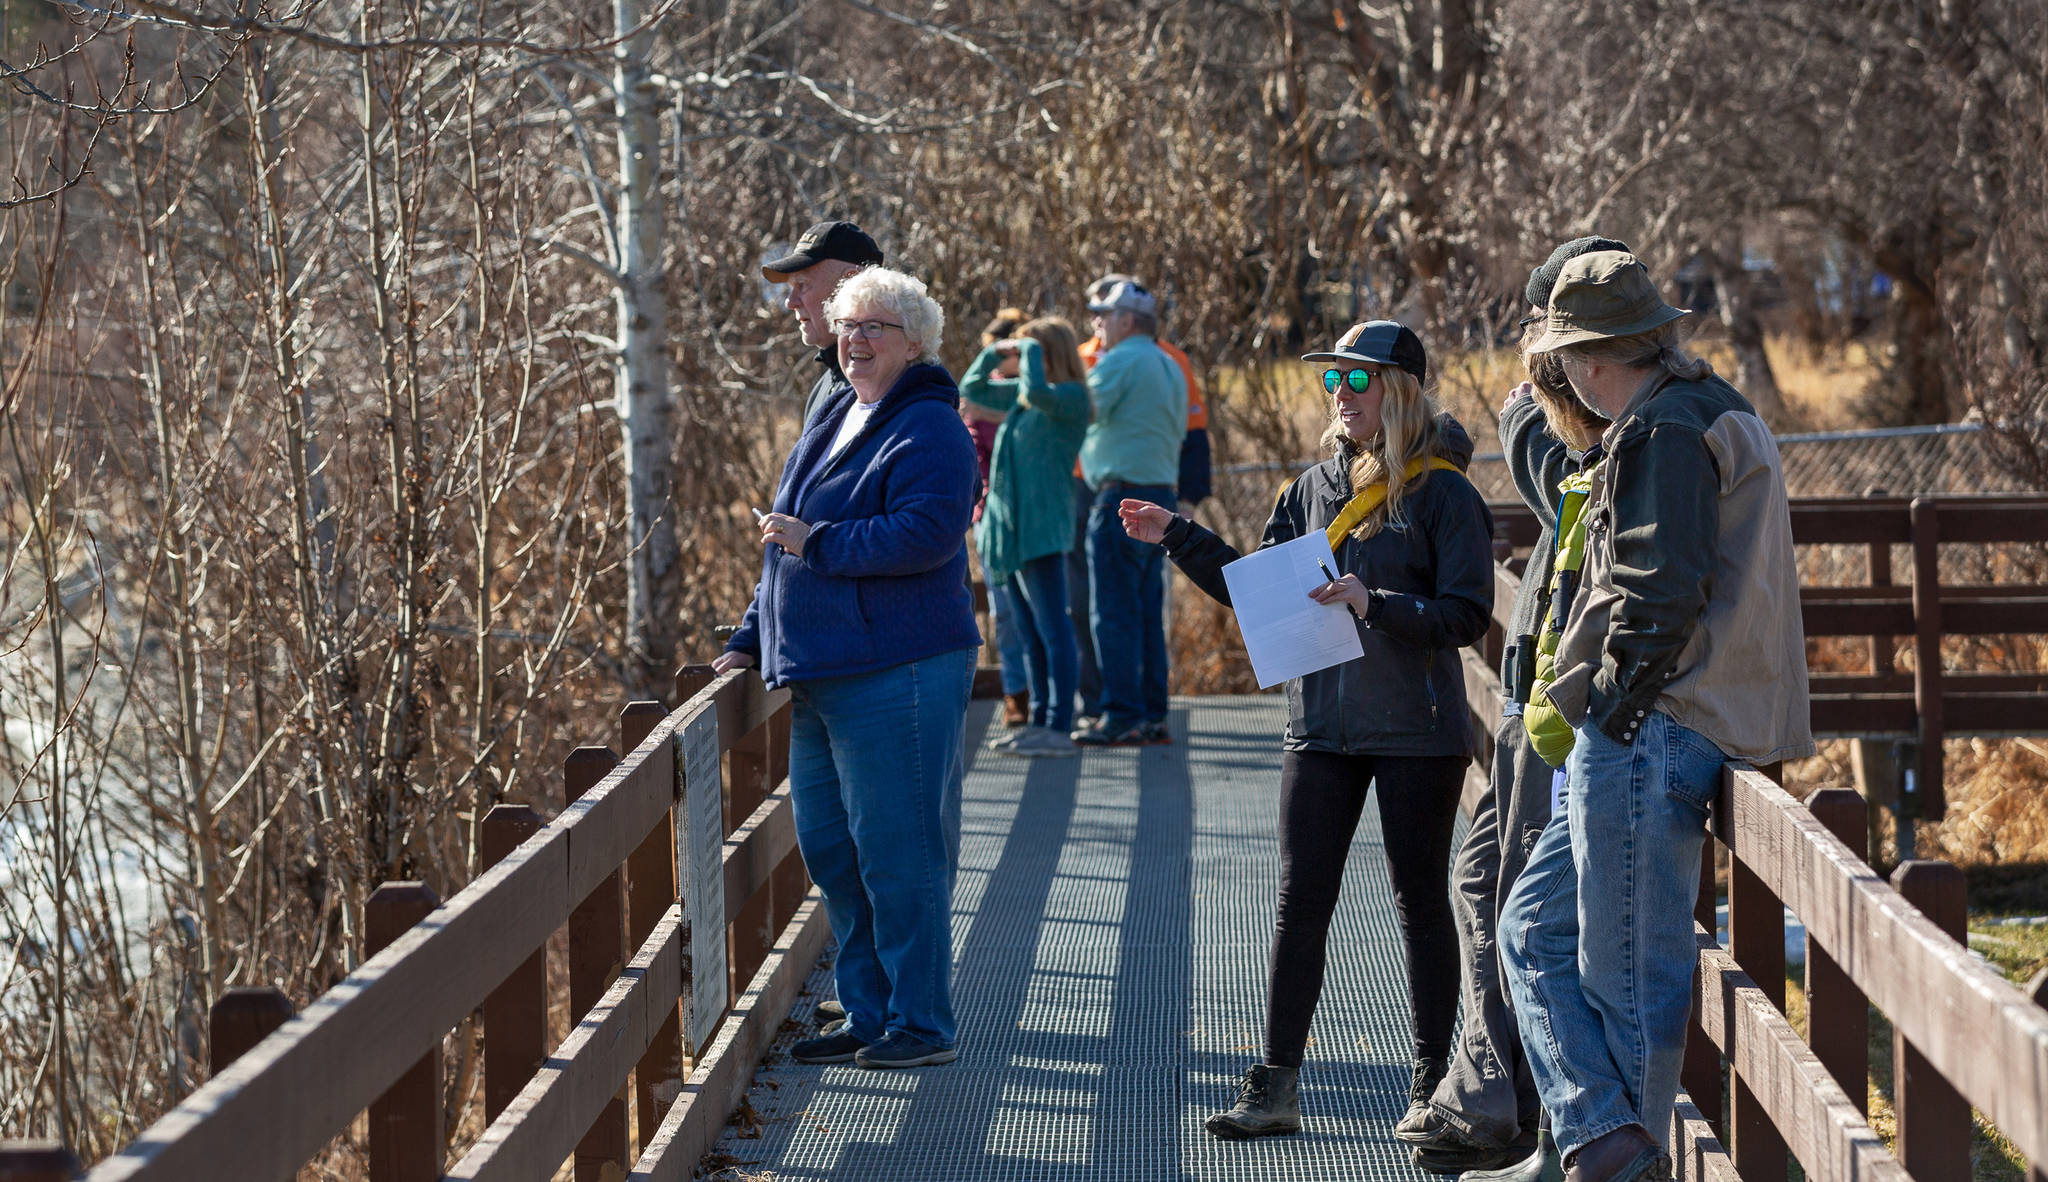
[1001,691,1028,727]
[1563,1125,1668,1182]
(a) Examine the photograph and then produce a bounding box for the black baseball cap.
[1301,320,1429,383]
[761,221,884,282]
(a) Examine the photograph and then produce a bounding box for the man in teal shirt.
[1076,281,1186,745]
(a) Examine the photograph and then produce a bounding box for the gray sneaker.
[1001,727,1079,758]
[854,1031,959,1069]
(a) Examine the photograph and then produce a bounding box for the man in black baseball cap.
[762,221,885,424]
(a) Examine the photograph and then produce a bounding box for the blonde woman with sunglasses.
[1118,321,1494,1142]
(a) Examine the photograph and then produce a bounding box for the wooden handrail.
[84,670,792,1182]
[1717,767,2048,1173]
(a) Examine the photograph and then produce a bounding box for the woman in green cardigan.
[964,316,1093,757]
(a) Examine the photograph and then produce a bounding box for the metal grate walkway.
[704,694,1444,1181]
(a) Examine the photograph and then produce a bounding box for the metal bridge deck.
[705,694,1441,1181]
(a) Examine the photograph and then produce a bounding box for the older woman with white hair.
[717,267,982,1069]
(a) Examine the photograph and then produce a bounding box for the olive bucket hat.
[1528,251,1690,354]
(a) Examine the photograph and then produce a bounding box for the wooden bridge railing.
[3,666,819,1182]
[1462,547,2048,1182]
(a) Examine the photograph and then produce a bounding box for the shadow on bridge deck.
[704,694,1443,1181]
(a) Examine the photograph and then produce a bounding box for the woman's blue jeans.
[1001,553,1081,733]
[787,647,976,1048]
[990,582,1030,697]
[1500,709,1725,1159]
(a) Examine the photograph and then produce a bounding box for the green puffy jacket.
[1523,461,1600,768]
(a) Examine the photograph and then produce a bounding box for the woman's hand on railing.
[1118,499,1177,545]
[712,651,756,674]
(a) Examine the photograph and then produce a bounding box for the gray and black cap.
[1302,320,1429,384]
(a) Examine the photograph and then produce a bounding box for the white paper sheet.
[1220,531,1366,689]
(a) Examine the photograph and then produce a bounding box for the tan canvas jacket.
[1543,372,1815,766]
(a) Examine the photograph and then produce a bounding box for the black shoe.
[1140,719,1172,745]
[789,1026,867,1064]
[1071,721,1147,746]
[854,1031,959,1069]
[1393,1057,1450,1140]
[1204,1063,1301,1139]
[1463,1130,1562,1182]
[1410,1127,1522,1176]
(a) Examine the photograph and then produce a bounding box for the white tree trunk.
[613,0,681,684]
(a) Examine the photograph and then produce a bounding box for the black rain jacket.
[1162,416,1495,757]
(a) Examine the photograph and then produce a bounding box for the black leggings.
[1263,749,1466,1069]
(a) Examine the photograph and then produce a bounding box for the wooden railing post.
[1908,499,1945,821]
[565,745,628,1182]
[622,698,682,1149]
[481,804,546,1120]
[1682,844,1723,1129]
[1728,807,1789,1182]
[1804,788,1870,1115]
[675,663,715,708]
[1890,859,1970,1182]
[1856,497,1900,857]
[2031,968,2048,1182]
[764,701,807,937]
[209,986,295,1075]
[365,881,445,1182]
[0,1143,83,1181]
[726,710,776,998]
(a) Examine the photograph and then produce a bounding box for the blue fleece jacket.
[726,362,983,687]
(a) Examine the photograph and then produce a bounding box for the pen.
[1316,559,1362,620]
[751,507,768,524]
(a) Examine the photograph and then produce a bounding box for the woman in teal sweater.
[964,317,1092,756]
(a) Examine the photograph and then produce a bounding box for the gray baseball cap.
[1087,280,1157,318]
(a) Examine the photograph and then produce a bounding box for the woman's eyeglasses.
[833,318,905,339]
[1322,368,1375,394]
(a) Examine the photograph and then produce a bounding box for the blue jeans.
[990,582,1030,697]
[1500,709,1724,1158]
[1067,477,1101,718]
[1086,482,1174,732]
[1003,553,1081,733]
[787,647,976,1047]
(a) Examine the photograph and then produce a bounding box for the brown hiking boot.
[1564,1125,1668,1182]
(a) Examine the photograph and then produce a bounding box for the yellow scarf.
[1324,456,1463,548]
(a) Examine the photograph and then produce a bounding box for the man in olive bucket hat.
[1498,252,1813,1182]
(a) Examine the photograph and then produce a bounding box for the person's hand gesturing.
[1118,499,1176,544]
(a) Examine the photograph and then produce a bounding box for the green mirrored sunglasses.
[1322,368,1374,394]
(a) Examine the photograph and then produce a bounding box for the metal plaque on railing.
[676,707,727,1054]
